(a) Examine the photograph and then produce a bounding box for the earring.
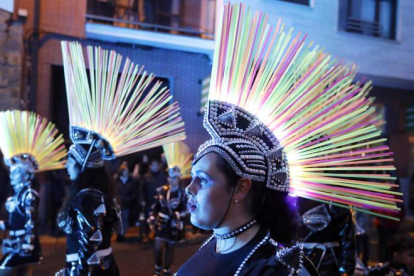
[234,199,239,204]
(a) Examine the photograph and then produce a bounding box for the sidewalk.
[29,226,206,276]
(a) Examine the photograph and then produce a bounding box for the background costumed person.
[114,161,138,242]
[56,42,186,276]
[297,199,356,276]
[149,141,191,276]
[0,110,66,276]
[177,3,402,276]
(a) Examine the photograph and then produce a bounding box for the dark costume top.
[56,189,121,276]
[149,185,187,242]
[114,175,138,210]
[140,171,168,212]
[0,183,42,269]
[177,227,318,276]
[297,199,356,276]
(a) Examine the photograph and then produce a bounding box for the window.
[339,0,397,40]
[86,0,216,39]
[278,0,309,5]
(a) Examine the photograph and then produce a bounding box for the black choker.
[213,219,257,240]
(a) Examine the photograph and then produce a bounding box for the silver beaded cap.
[194,100,290,192]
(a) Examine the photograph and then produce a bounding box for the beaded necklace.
[213,219,257,240]
[198,230,272,276]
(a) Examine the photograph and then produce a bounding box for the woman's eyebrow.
[194,170,214,180]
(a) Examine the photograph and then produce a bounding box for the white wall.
[228,0,414,87]
[0,0,13,13]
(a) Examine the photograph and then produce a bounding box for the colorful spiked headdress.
[61,41,186,169]
[0,110,66,173]
[194,3,401,219]
[162,141,193,179]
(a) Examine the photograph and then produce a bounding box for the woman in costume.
[56,42,186,275]
[149,142,191,276]
[0,110,66,276]
[177,3,401,276]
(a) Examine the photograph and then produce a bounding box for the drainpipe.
[29,0,40,111]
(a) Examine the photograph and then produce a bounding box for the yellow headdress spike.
[0,110,67,172]
[162,141,193,179]
[61,41,186,160]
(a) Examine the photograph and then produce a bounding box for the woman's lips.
[187,200,197,213]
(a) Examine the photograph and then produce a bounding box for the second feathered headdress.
[61,42,186,169]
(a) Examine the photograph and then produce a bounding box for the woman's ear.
[234,178,253,202]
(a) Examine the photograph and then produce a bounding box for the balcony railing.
[86,0,216,39]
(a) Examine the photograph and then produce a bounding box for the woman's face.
[186,153,233,230]
[66,157,81,181]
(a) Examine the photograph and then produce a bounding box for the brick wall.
[0,10,24,110]
[17,0,86,37]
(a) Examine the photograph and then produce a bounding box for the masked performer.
[0,110,66,276]
[297,200,356,276]
[149,142,191,276]
[56,42,186,276]
[177,3,401,276]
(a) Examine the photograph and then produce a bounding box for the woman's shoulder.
[243,239,317,276]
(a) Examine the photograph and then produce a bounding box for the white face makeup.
[186,153,233,230]
[66,157,81,181]
[169,176,180,189]
[10,165,31,186]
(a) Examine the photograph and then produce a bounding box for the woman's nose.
[185,180,196,196]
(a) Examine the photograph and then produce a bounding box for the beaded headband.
[194,101,289,191]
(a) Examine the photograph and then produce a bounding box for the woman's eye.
[200,178,208,185]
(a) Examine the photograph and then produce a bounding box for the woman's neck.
[214,220,260,254]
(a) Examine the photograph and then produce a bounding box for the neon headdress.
[61,42,186,170]
[0,110,66,173]
[162,141,193,179]
[194,3,401,220]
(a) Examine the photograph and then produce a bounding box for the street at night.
[29,227,205,276]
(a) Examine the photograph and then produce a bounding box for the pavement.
[3,217,414,275]
[27,227,206,276]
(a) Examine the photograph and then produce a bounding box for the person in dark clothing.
[296,199,356,276]
[56,144,122,276]
[0,110,66,276]
[0,164,42,276]
[58,41,186,275]
[149,166,188,276]
[114,162,138,242]
[176,1,402,274]
[139,159,168,243]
